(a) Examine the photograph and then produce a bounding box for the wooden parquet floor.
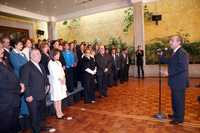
[24,78,200,133]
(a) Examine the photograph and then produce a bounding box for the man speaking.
[160,35,189,125]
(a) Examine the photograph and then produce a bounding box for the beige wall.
[56,0,200,45]
[56,8,134,45]
[145,0,200,43]
[0,0,200,45]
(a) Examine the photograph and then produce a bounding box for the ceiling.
[0,0,157,21]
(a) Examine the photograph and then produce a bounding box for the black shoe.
[103,94,108,97]
[169,120,183,125]
[84,101,91,104]
[41,127,56,132]
[197,96,200,103]
[168,114,174,120]
[56,116,66,120]
[98,96,102,98]
[195,84,200,88]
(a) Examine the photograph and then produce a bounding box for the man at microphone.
[160,35,189,125]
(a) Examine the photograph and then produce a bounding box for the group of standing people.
[0,37,132,133]
[0,34,190,133]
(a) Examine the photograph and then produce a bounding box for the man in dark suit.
[2,37,12,69]
[95,45,108,97]
[119,48,129,83]
[124,48,130,81]
[0,41,24,133]
[20,49,55,133]
[136,45,144,78]
[160,35,189,125]
[105,48,113,87]
[111,48,120,85]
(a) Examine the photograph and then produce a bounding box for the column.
[133,1,145,62]
[131,0,145,78]
[48,21,56,40]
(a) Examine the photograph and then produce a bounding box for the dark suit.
[136,50,144,78]
[105,53,113,86]
[119,53,129,83]
[111,54,120,85]
[40,53,50,75]
[3,49,12,69]
[82,56,96,103]
[0,62,20,133]
[160,47,189,122]
[20,61,49,133]
[76,49,84,84]
[95,53,108,97]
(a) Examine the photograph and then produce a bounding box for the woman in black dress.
[40,42,50,75]
[82,48,96,104]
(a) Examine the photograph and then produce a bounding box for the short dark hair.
[49,49,60,60]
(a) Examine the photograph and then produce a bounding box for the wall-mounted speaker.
[152,15,162,25]
[152,15,162,21]
[36,30,44,35]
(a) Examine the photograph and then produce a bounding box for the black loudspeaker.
[152,15,162,21]
[37,30,44,35]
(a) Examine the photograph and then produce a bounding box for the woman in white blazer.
[48,49,67,119]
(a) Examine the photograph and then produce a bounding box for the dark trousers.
[97,74,107,96]
[113,69,119,85]
[66,68,74,93]
[107,72,113,87]
[171,88,186,122]
[120,67,126,83]
[73,67,78,88]
[137,63,144,78]
[125,64,129,81]
[0,107,19,133]
[27,99,46,133]
[83,74,96,103]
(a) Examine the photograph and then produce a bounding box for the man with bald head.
[160,35,189,125]
[20,49,55,133]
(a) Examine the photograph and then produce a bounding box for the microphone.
[164,48,168,51]
[156,48,162,53]
[156,48,169,52]
[156,48,169,55]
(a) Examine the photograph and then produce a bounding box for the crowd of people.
[0,36,134,133]
[1,34,190,133]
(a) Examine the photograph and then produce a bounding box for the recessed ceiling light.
[23,7,27,10]
[40,0,44,4]
[54,6,57,9]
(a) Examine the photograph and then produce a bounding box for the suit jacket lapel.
[30,61,43,76]
[39,64,46,75]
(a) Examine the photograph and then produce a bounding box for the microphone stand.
[153,52,166,120]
